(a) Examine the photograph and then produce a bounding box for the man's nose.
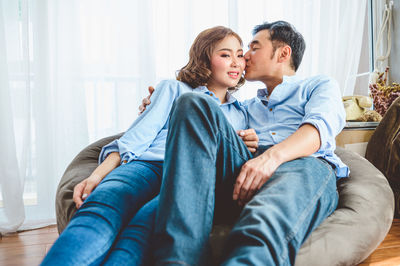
[244,51,250,61]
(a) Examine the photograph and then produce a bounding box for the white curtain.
[0,0,367,233]
[372,0,392,74]
[0,0,25,232]
[234,0,367,98]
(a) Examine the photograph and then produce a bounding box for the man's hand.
[138,86,155,115]
[232,124,321,206]
[73,175,103,209]
[233,148,282,206]
[237,129,258,153]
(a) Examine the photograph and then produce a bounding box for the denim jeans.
[41,160,162,266]
[104,196,159,266]
[153,93,338,266]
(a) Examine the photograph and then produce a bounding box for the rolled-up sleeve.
[98,80,183,164]
[301,77,346,151]
[98,139,120,164]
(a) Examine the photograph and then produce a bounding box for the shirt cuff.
[300,119,328,151]
[98,140,119,164]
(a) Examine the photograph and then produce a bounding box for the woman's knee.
[129,197,159,225]
[101,163,161,193]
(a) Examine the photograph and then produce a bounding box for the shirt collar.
[225,91,241,109]
[282,74,301,84]
[195,86,241,109]
[195,86,209,93]
[256,74,301,105]
[256,88,269,105]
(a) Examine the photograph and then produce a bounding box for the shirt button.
[269,108,273,111]
[271,132,276,135]
[123,160,127,163]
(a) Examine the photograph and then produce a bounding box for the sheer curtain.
[372,0,393,74]
[234,0,367,98]
[0,0,367,233]
[0,0,25,232]
[1,0,90,232]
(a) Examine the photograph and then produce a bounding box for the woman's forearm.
[91,152,121,180]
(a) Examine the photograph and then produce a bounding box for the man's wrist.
[261,145,285,165]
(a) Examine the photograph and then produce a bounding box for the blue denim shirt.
[243,75,349,178]
[99,79,248,164]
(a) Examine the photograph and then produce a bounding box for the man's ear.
[277,45,292,64]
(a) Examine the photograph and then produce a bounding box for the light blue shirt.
[99,79,247,164]
[243,75,349,178]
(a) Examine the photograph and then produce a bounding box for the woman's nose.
[231,58,238,67]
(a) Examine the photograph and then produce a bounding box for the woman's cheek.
[239,58,246,70]
[211,57,228,70]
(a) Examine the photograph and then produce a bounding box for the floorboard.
[0,220,399,265]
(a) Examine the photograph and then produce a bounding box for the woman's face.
[208,35,245,90]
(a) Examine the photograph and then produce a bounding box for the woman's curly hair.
[176,26,245,92]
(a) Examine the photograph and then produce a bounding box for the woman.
[42,26,257,265]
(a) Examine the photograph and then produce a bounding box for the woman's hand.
[73,174,103,209]
[237,128,259,153]
[72,152,121,209]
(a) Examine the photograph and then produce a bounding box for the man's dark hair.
[253,21,305,71]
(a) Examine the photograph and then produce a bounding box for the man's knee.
[173,93,219,115]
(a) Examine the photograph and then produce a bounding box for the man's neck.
[264,69,296,95]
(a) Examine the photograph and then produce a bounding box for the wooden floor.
[0,225,58,266]
[0,220,399,265]
[359,219,400,265]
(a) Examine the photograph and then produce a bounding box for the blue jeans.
[153,93,338,265]
[104,196,159,266]
[42,160,162,266]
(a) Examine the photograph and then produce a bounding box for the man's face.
[244,30,277,82]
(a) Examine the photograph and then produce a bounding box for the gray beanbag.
[294,148,394,265]
[55,133,123,233]
[56,134,394,265]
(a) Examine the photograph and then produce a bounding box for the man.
[143,21,348,265]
